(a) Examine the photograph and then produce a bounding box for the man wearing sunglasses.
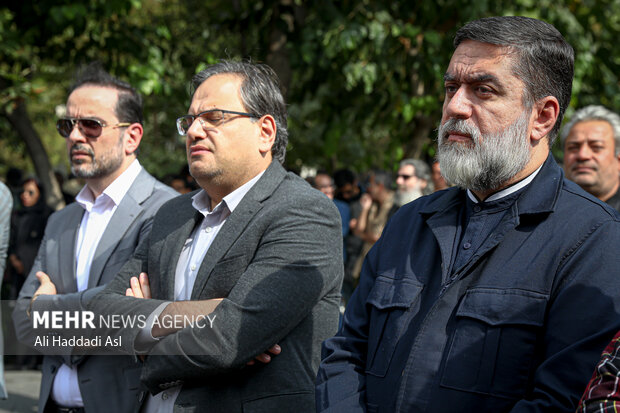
[394,159,431,208]
[84,60,343,412]
[12,63,177,413]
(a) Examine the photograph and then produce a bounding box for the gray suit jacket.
[0,182,11,399]
[89,161,344,412]
[12,168,177,413]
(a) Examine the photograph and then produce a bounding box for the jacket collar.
[421,153,562,217]
[189,160,286,299]
[240,160,287,204]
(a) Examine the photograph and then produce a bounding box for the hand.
[246,344,281,366]
[9,254,24,275]
[126,273,151,299]
[360,193,372,210]
[34,271,57,296]
[28,272,58,317]
[349,217,358,230]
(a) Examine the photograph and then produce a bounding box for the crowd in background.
[306,159,449,308]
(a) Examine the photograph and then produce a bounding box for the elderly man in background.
[561,105,620,211]
[394,159,431,206]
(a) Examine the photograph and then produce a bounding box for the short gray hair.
[399,158,433,195]
[370,170,393,189]
[191,60,288,164]
[560,105,620,156]
[399,159,431,182]
[454,16,574,146]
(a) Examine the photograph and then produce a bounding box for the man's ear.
[257,115,276,155]
[531,96,560,142]
[124,123,143,155]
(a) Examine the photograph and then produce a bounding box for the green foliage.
[2,0,620,179]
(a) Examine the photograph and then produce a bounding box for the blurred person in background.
[333,169,364,303]
[351,170,394,281]
[5,168,23,212]
[165,174,193,194]
[334,168,362,204]
[7,177,51,369]
[561,105,620,211]
[313,171,350,241]
[390,159,431,220]
[8,177,52,300]
[54,170,76,205]
[431,160,449,191]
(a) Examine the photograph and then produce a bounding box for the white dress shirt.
[142,171,264,413]
[51,159,143,407]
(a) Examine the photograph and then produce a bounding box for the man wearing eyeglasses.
[82,60,343,412]
[12,63,177,413]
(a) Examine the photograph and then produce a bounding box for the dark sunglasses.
[56,118,131,139]
[397,174,414,180]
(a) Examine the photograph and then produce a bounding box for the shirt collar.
[467,163,544,204]
[191,171,266,216]
[76,159,143,209]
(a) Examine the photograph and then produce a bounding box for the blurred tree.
[0,0,197,208]
[2,0,620,194]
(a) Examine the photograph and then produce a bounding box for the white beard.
[394,188,423,206]
[437,111,531,191]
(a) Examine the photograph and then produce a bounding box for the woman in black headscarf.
[7,177,52,300]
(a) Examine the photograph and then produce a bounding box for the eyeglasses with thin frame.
[176,109,257,136]
[56,118,131,139]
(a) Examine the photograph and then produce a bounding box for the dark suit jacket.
[12,168,177,413]
[89,161,344,412]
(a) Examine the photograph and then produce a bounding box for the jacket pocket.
[440,288,547,399]
[365,275,424,377]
